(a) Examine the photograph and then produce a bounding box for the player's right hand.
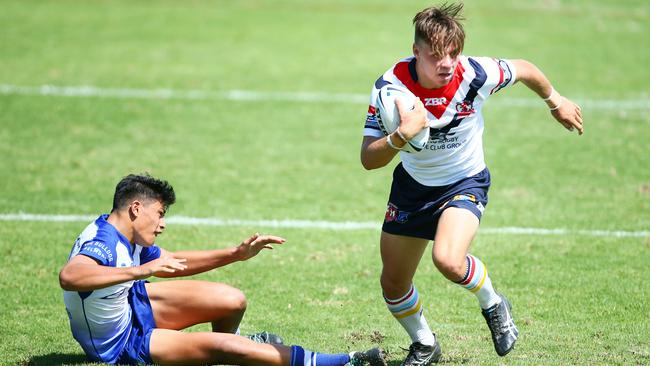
[551,96,583,135]
[137,257,187,279]
[235,233,285,261]
[395,97,429,141]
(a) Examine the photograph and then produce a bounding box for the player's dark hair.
[413,2,465,58]
[112,173,176,212]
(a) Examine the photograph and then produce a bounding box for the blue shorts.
[117,280,156,365]
[382,164,491,241]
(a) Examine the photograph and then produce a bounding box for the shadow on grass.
[26,352,90,365]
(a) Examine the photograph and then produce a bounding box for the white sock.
[457,254,502,309]
[384,284,436,345]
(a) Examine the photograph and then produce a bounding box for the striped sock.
[457,254,501,309]
[384,285,436,346]
[290,345,350,366]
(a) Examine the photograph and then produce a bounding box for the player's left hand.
[395,97,429,140]
[235,233,286,261]
[551,97,583,135]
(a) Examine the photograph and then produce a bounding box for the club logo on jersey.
[424,97,447,106]
[455,99,475,117]
[385,203,409,223]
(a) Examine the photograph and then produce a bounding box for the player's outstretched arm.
[59,254,188,291]
[511,59,584,135]
[156,234,285,278]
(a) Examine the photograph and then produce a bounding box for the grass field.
[1,1,649,365]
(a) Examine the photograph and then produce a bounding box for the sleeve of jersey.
[140,245,162,264]
[77,240,115,266]
[363,87,385,138]
[472,57,517,97]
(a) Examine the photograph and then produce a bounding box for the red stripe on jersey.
[368,105,376,114]
[393,60,466,119]
[489,58,504,95]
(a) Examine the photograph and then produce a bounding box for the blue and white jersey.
[63,214,161,364]
[365,55,517,186]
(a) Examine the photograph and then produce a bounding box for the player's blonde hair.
[413,3,465,57]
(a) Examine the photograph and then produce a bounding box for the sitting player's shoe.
[245,331,284,345]
[401,336,442,366]
[348,347,387,366]
[481,294,519,356]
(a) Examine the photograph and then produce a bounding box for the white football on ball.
[375,84,430,153]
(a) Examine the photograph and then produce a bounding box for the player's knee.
[432,254,465,281]
[220,287,247,314]
[380,272,411,298]
[379,271,395,290]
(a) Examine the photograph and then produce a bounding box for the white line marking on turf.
[1,84,649,110]
[1,213,648,238]
[0,84,368,104]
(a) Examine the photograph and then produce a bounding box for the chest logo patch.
[455,100,475,117]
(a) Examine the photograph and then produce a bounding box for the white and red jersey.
[364,55,516,186]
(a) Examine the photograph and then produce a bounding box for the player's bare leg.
[431,207,478,282]
[433,207,518,356]
[149,329,290,366]
[380,232,428,298]
[146,280,246,333]
[380,232,440,365]
[150,329,387,366]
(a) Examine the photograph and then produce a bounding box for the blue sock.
[291,345,351,366]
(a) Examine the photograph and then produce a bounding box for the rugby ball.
[375,84,430,153]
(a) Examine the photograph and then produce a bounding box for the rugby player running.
[360,3,583,364]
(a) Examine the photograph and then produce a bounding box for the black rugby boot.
[482,294,519,356]
[400,336,442,366]
[349,347,387,366]
[245,331,284,345]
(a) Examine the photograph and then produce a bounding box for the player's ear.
[129,200,143,218]
[412,43,419,58]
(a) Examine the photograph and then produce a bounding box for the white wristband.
[395,128,408,142]
[543,87,555,101]
[549,97,564,111]
[386,134,402,150]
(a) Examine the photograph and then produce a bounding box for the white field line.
[1,213,648,238]
[1,84,649,110]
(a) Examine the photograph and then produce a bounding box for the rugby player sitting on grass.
[59,173,386,366]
